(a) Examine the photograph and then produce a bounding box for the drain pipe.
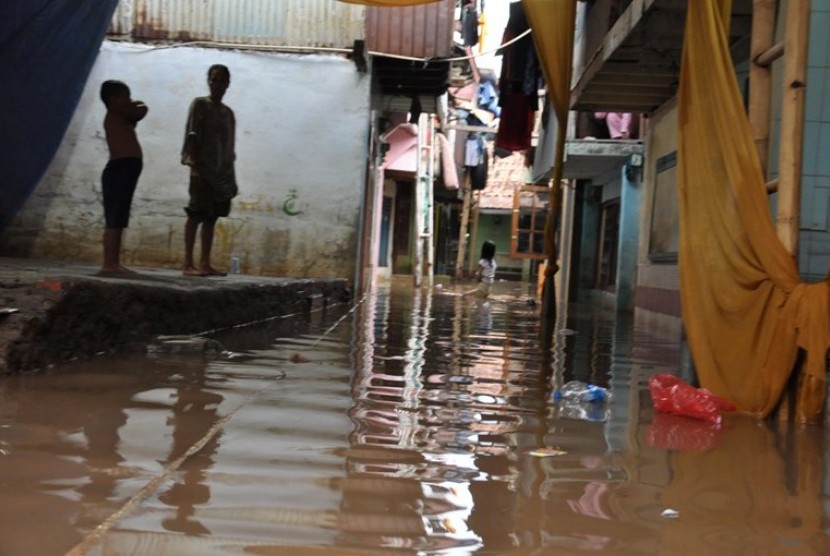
[355,109,380,295]
[426,114,436,287]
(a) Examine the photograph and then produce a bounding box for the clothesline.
[127,29,534,65]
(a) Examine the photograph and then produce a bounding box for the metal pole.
[426,116,435,287]
[413,113,427,287]
[357,110,382,294]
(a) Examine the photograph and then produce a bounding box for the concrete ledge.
[0,258,350,373]
[563,139,644,180]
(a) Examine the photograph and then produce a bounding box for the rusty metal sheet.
[109,0,364,47]
[109,0,133,37]
[366,0,454,59]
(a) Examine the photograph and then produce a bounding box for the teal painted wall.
[798,2,830,280]
[474,213,523,274]
[615,161,642,311]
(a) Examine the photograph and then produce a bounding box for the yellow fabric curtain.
[338,0,439,5]
[522,0,576,274]
[678,0,829,422]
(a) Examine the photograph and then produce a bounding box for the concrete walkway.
[0,258,349,373]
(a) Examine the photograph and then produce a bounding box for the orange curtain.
[678,0,829,422]
[522,0,576,273]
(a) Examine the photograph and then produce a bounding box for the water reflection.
[661,421,828,553]
[0,281,827,554]
[0,355,227,555]
[345,283,830,554]
[157,362,225,536]
[347,285,617,552]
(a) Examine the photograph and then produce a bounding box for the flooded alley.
[1,281,828,555]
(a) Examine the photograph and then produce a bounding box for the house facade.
[562,0,830,326]
[360,1,554,291]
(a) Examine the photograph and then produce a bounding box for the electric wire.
[125,28,532,64]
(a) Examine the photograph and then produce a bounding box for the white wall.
[1,41,371,279]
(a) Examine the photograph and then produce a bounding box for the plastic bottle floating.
[552,381,613,423]
[553,381,613,403]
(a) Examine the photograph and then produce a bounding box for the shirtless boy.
[100,80,147,274]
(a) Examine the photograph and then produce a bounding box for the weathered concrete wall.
[635,97,680,316]
[0,41,371,279]
[0,259,350,373]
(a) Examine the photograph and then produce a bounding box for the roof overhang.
[373,56,450,103]
[562,139,644,180]
[570,0,751,113]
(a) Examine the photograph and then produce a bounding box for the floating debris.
[148,335,226,354]
[375,355,408,361]
[661,508,680,519]
[554,381,613,403]
[527,448,567,458]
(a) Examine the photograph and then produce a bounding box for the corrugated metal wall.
[108,0,364,47]
[366,0,454,59]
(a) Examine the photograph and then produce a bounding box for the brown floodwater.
[0,281,828,555]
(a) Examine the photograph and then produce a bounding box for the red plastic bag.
[648,373,736,424]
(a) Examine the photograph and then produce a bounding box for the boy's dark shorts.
[184,174,231,222]
[102,157,142,229]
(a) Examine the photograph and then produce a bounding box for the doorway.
[596,199,620,291]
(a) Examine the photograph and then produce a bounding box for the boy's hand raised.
[127,100,148,124]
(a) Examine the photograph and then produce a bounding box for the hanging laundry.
[465,135,486,167]
[495,2,540,152]
[594,112,633,139]
[461,1,480,48]
[470,149,489,191]
[477,79,501,118]
[496,95,535,152]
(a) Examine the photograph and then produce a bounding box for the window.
[511,185,549,259]
[648,151,679,262]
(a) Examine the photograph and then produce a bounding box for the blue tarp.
[0,0,118,231]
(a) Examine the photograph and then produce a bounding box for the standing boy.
[181,64,238,276]
[100,80,147,274]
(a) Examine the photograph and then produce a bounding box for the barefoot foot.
[201,265,227,277]
[183,266,208,277]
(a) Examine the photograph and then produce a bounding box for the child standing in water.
[466,240,497,298]
[99,80,147,274]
